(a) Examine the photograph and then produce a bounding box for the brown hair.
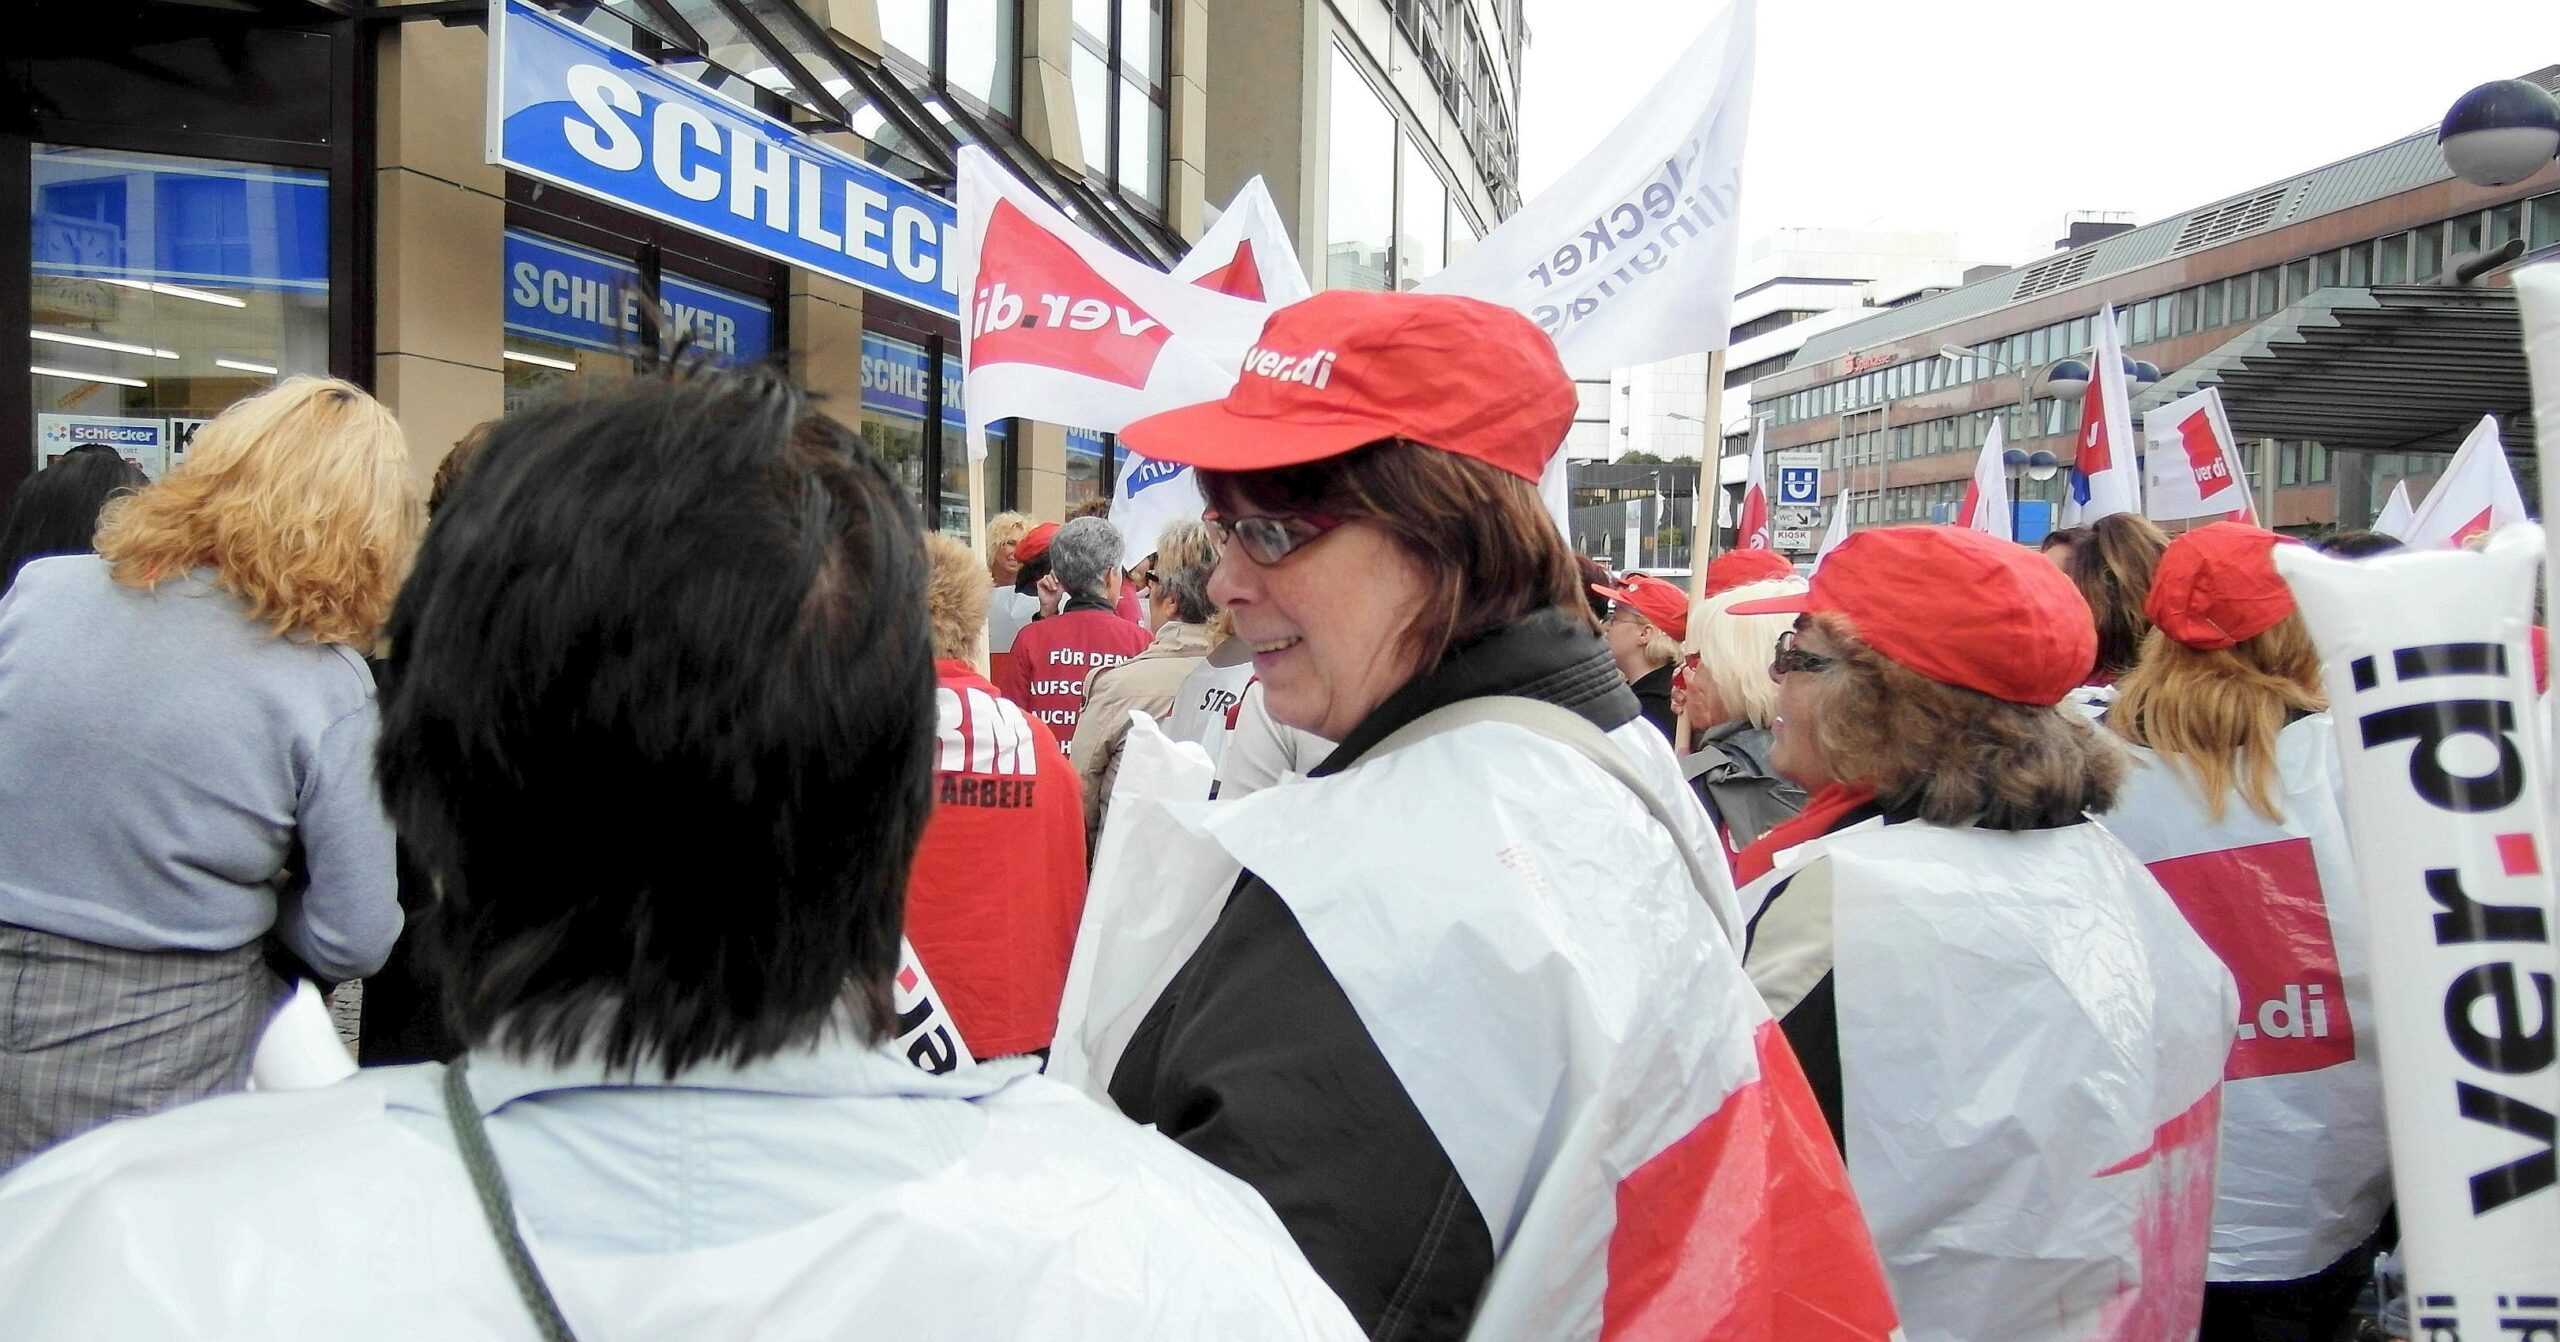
[1200,440,1586,674]
[2056,512,2168,680]
[1066,496,1112,521]
[2107,614,2324,823]
[430,419,497,518]
[922,532,990,661]
[1803,611,2126,828]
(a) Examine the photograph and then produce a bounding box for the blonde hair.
[923,533,990,660]
[986,511,1032,576]
[2108,614,2325,823]
[1150,518,1218,624]
[1683,576,1807,729]
[95,377,417,651]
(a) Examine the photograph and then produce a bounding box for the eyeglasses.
[1768,629,1836,682]
[1202,509,1348,565]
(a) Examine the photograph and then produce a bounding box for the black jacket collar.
[1313,609,1638,777]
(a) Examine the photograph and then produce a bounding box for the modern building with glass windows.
[1746,67,2560,545]
[4,0,1257,525]
[1203,0,1522,296]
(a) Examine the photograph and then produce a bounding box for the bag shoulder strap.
[444,1059,581,1342]
[1367,696,1739,943]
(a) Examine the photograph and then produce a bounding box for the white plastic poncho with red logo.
[1055,713,1903,1339]
[1815,819,2238,1342]
[2103,717,2391,1282]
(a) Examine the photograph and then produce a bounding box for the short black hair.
[0,444,146,593]
[376,367,935,1076]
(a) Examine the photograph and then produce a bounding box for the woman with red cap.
[1725,524,2235,1342]
[1592,571,1688,741]
[2100,523,2387,1342]
[2043,511,2171,717]
[1098,290,1897,1340]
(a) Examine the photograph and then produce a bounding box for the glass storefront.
[859,331,1012,535]
[499,227,775,411]
[1066,426,1111,506]
[28,145,329,478]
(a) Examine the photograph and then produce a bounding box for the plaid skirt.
[0,923,276,1172]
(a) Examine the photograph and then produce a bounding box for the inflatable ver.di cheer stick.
[2276,526,2559,1342]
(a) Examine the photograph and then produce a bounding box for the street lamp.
[2002,445,2062,534]
[2438,79,2560,188]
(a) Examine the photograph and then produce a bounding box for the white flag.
[2142,387,2257,524]
[1814,484,1852,569]
[2069,307,2142,523]
[1954,419,2012,541]
[1421,0,1754,377]
[2372,480,2416,539]
[1736,416,1773,550]
[2402,416,2528,550]
[1107,454,1208,569]
[950,147,1270,461]
[1171,177,1313,306]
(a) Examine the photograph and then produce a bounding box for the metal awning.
[2133,285,2535,455]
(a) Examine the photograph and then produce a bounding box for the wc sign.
[1774,451,1823,507]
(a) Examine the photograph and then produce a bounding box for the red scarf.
[1734,782,1878,885]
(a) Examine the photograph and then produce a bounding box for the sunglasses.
[1201,509,1349,565]
[1767,629,1837,682]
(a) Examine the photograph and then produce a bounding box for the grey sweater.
[0,556,400,980]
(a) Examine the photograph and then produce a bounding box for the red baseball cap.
[1116,290,1574,483]
[2145,522,2299,650]
[1729,526,2096,705]
[1592,572,1690,643]
[1704,549,1796,596]
[1014,521,1061,565]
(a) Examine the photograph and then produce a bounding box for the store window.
[1327,46,1396,291]
[1070,0,1168,212]
[29,145,327,480]
[858,331,1013,536]
[500,228,774,411]
[1066,426,1111,505]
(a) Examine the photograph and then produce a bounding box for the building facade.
[1743,75,2560,549]
[9,0,1515,532]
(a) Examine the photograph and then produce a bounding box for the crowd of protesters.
[0,287,2452,1341]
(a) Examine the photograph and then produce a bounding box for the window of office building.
[877,0,1021,123]
[1327,46,1396,291]
[1397,135,1448,289]
[1071,0,1168,211]
[28,146,328,481]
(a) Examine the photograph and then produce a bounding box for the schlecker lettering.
[2359,699,2527,813]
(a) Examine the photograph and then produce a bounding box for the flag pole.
[1676,348,1727,756]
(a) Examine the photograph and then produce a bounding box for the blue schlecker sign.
[859,333,964,429]
[505,229,773,360]
[488,0,958,317]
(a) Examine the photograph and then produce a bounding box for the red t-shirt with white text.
[994,605,1151,747]
[904,660,1089,1058]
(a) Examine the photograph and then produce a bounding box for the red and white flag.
[1954,419,2012,541]
[1171,177,1313,306]
[2142,387,2258,524]
[2402,415,2528,549]
[2073,307,2143,523]
[949,147,1270,461]
[2372,480,2416,540]
[1737,417,1774,550]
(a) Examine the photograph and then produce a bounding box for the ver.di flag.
[949,146,1270,461]
[2142,387,2257,524]
[1172,177,1313,305]
[1954,419,2012,541]
[2072,307,2142,522]
[2372,480,2416,539]
[2401,415,2528,550]
[1735,417,1775,550]
[1814,482,1852,569]
[1420,0,1754,377]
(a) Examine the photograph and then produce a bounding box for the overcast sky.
[1520,0,2560,270]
